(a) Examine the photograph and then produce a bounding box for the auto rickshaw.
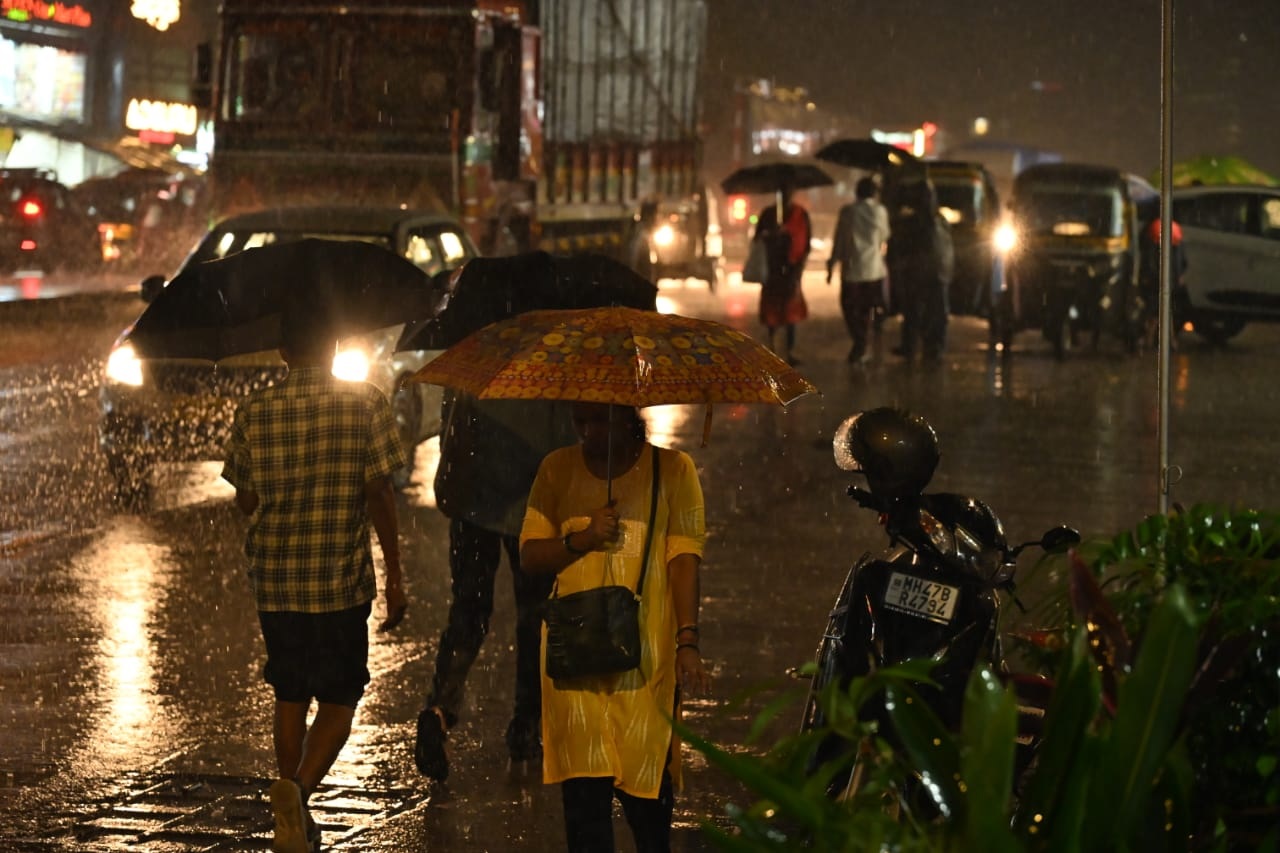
[993,163,1143,358]
[926,160,1002,317]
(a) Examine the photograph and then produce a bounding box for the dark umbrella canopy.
[127,238,442,360]
[815,138,919,171]
[397,251,658,351]
[719,162,834,197]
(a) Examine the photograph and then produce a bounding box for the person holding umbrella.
[519,402,710,853]
[221,301,408,853]
[753,186,811,365]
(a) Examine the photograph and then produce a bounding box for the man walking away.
[222,303,408,853]
[828,177,891,363]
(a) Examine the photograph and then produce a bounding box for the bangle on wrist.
[563,531,587,556]
[676,642,700,653]
[676,624,699,638]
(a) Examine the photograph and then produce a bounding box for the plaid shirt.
[221,367,405,613]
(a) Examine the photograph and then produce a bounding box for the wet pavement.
[2,271,1279,850]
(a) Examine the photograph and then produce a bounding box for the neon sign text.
[1,0,92,28]
[126,98,198,137]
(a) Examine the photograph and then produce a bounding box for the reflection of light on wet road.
[78,518,167,766]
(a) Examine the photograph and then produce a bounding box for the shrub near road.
[684,504,1280,851]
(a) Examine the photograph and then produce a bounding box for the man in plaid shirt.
[222,307,408,853]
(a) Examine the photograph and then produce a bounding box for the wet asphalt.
[2,270,1278,850]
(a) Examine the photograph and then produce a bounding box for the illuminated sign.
[131,0,180,32]
[126,98,198,137]
[1,0,92,28]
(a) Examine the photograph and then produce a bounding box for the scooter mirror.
[1040,526,1082,553]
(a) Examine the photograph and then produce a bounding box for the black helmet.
[833,407,939,498]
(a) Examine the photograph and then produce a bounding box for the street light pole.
[1157,0,1176,514]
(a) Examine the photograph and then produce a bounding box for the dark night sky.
[701,0,1280,179]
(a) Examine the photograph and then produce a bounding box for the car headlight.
[652,223,676,248]
[105,343,144,386]
[993,223,1019,254]
[332,347,371,382]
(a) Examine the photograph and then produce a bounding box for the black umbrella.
[719,162,834,197]
[127,238,442,360]
[396,251,658,351]
[815,138,919,171]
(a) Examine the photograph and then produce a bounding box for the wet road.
[2,273,1278,850]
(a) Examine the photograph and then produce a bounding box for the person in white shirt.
[827,177,891,363]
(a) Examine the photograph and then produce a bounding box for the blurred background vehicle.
[1171,184,1280,344]
[639,189,724,289]
[995,162,1143,357]
[72,168,209,274]
[0,168,102,274]
[99,206,477,503]
[925,160,1003,317]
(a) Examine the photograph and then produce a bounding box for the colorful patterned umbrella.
[410,306,817,442]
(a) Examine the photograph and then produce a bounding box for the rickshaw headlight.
[994,223,1018,254]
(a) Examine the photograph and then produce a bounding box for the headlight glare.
[652,223,676,248]
[332,348,371,382]
[105,344,144,386]
[994,223,1018,254]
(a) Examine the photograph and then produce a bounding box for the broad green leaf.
[677,722,827,830]
[882,681,962,817]
[959,665,1020,851]
[1015,630,1101,837]
[1085,583,1199,850]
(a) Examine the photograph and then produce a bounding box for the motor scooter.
[800,408,1080,808]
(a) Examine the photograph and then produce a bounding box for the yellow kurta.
[520,443,706,798]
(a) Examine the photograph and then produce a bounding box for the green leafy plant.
[682,582,1201,852]
[1022,504,1280,847]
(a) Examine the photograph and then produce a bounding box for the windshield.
[221,15,467,134]
[933,177,984,226]
[1019,186,1124,238]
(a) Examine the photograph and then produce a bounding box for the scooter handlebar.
[846,485,884,511]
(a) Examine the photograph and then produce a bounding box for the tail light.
[19,198,42,218]
[729,195,749,224]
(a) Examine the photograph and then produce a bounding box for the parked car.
[1170,184,1280,343]
[0,168,101,273]
[99,206,478,502]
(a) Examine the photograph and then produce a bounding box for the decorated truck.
[203,0,709,264]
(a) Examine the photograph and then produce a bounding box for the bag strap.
[634,445,660,598]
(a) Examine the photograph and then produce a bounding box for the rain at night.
[2,1,1278,850]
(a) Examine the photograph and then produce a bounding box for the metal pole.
[1157,0,1174,514]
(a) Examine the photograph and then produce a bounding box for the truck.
[202,0,710,266]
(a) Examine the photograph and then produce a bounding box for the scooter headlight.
[332,347,371,382]
[652,223,676,248]
[105,343,144,386]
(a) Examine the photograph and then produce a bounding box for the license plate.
[883,572,960,624]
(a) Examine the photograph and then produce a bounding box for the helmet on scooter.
[833,407,940,499]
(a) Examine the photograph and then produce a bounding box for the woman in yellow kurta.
[520,402,709,853]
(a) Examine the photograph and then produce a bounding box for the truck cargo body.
[209,0,706,260]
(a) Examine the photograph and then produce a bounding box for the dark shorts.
[258,602,372,708]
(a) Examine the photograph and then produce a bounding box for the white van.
[1171,185,1280,343]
